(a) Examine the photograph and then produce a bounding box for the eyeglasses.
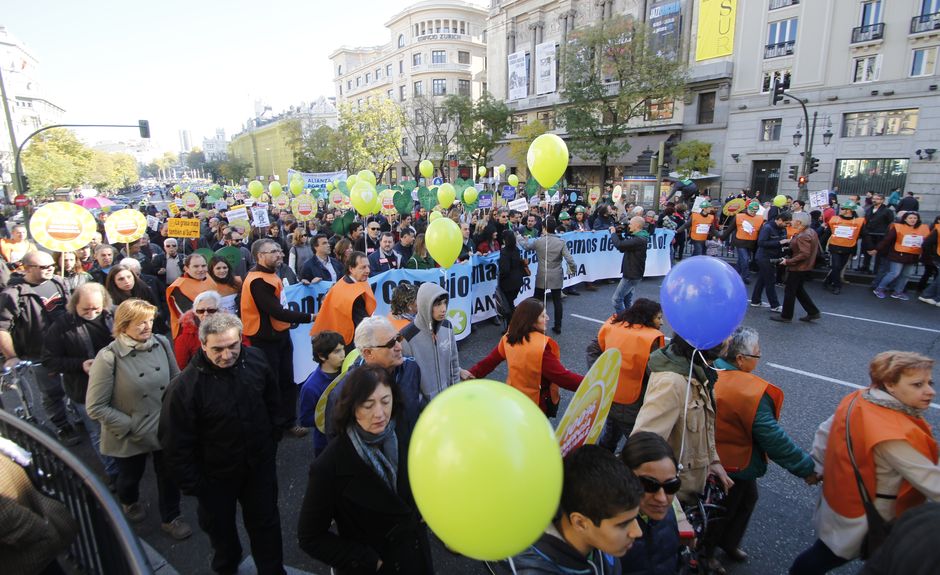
[195,308,218,315]
[742,354,761,359]
[28,264,55,270]
[638,475,682,495]
[368,227,380,231]
[371,334,404,349]
[259,249,282,255]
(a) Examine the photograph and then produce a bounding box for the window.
[921,0,940,15]
[357,99,363,108]
[761,70,792,93]
[337,65,342,75]
[860,1,882,26]
[413,53,422,67]
[911,47,937,77]
[511,114,527,134]
[399,85,406,100]
[401,138,408,156]
[356,76,361,87]
[375,68,381,79]
[646,99,675,121]
[458,51,470,64]
[760,118,783,141]
[767,18,798,45]
[365,73,371,84]
[387,89,393,99]
[537,110,556,130]
[432,50,446,64]
[697,92,716,124]
[339,84,343,96]
[414,81,424,96]
[853,55,882,83]
[458,79,471,96]
[399,60,404,74]
[386,64,392,77]
[347,80,352,90]
[432,79,447,95]
[842,109,919,137]
[460,21,466,34]
[416,136,426,150]
[398,34,405,48]
[833,158,909,196]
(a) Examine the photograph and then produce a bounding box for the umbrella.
[74,196,115,209]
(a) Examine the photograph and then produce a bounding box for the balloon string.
[676,348,697,472]
[507,556,518,575]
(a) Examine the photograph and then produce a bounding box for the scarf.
[347,419,399,491]
[118,333,155,351]
[864,389,929,419]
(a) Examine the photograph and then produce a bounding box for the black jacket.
[756,220,787,260]
[0,276,69,358]
[297,427,432,575]
[499,245,526,295]
[300,255,344,283]
[368,250,400,276]
[864,204,895,238]
[512,527,622,575]
[610,231,649,280]
[41,311,113,403]
[620,510,680,575]
[158,346,281,495]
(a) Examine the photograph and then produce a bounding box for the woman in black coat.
[297,365,433,575]
[497,229,525,325]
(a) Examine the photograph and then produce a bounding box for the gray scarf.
[347,419,399,491]
[864,389,928,418]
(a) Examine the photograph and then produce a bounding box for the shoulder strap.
[845,394,875,506]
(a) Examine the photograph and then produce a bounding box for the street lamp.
[789,113,833,198]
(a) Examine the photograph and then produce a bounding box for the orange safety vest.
[309,278,377,344]
[387,314,411,332]
[734,213,765,242]
[786,224,798,239]
[0,239,35,265]
[166,275,217,338]
[823,390,938,519]
[597,322,664,405]
[690,213,714,242]
[241,271,291,337]
[892,223,930,255]
[827,216,866,249]
[498,332,560,408]
[714,370,785,472]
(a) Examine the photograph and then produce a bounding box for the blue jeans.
[735,247,752,282]
[751,258,780,308]
[923,272,940,300]
[826,251,850,289]
[612,277,641,315]
[73,402,120,479]
[691,240,705,256]
[877,261,915,293]
[789,539,849,574]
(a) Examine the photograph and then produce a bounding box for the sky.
[4,0,484,159]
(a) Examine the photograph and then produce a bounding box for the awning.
[667,171,721,180]
[490,133,671,168]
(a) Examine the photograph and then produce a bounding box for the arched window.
[398,34,406,48]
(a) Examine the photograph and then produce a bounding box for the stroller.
[679,475,729,574]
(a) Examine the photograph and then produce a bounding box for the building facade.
[202,128,228,162]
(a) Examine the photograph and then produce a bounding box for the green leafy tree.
[218,158,252,183]
[186,148,206,170]
[289,123,351,173]
[508,120,548,180]
[561,16,686,181]
[444,92,511,170]
[672,140,715,179]
[21,128,93,197]
[339,99,403,181]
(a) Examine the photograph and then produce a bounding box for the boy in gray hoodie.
[400,282,462,401]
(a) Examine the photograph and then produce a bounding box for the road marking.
[767,363,940,410]
[571,314,604,324]
[821,312,940,334]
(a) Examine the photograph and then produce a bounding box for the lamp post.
[772,78,832,200]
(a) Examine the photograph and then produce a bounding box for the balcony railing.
[911,12,940,34]
[852,22,885,43]
[764,41,796,59]
[769,0,799,10]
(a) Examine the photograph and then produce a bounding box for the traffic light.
[798,175,808,187]
[788,165,799,181]
[21,175,29,193]
[809,157,820,174]
[649,152,659,174]
[771,78,787,106]
[138,120,151,139]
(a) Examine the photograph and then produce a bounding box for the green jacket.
[406,254,436,270]
[714,358,814,481]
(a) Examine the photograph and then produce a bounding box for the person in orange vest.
[0,224,37,270]
[790,351,938,574]
[710,327,815,570]
[467,298,582,417]
[871,211,930,300]
[387,282,417,332]
[165,254,217,338]
[593,298,665,451]
[721,201,765,284]
[676,201,718,256]
[918,223,940,306]
[309,251,376,351]
[823,201,866,295]
[241,238,315,438]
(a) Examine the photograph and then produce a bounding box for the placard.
[478,193,493,209]
[554,349,620,455]
[508,51,528,101]
[251,207,271,228]
[147,215,161,231]
[167,218,201,238]
[29,202,97,252]
[104,209,148,244]
[292,194,318,222]
[809,190,829,209]
[508,197,529,212]
[226,205,249,222]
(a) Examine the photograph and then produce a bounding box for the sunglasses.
[29,264,56,270]
[195,308,218,315]
[638,475,682,495]
[372,334,404,349]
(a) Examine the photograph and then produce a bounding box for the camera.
[769,258,784,265]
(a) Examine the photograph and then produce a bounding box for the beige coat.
[85,334,179,458]
[632,369,719,505]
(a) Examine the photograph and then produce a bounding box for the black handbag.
[844,394,894,559]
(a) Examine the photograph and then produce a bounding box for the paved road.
[18,271,939,575]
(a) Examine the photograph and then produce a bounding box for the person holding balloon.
[466,298,582,417]
[298,330,347,458]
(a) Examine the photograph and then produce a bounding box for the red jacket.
[174,310,250,370]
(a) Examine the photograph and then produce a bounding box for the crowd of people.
[0,181,937,575]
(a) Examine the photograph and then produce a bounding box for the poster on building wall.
[507,51,528,101]
[648,1,683,58]
[535,42,557,95]
[696,0,736,61]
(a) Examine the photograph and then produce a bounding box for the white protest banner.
[508,51,528,100]
[226,205,249,222]
[535,42,557,95]
[214,200,228,211]
[251,207,270,228]
[286,169,348,191]
[508,197,529,212]
[146,215,160,231]
[809,190,829,209]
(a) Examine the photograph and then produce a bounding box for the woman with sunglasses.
[172,291,221,369]
[619,432,683,574]
[711,327,815,572]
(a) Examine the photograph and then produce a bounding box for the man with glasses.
[310,251,376,350]
[0,251,78,445]
[154,239,184,284]
[367,232,400,276]
[222,230,253,277]
[241,239,315,439]
[363,219,382,255]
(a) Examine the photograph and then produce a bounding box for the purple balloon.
[659,256,747,350]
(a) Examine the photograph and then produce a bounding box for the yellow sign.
[380,189,397,216]
[167,218,201,238]
[167,202,180,216]
[555,349,621,456]
[181,192,201,212]
[104,209,148,244]
[29,202,97,252]
[291,194,318,222]
[330,190,345,207]
[588,187,601,205]
[274,194,291,211]
[696,0,737,61]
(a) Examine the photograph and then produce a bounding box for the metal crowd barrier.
[0,408,155,574]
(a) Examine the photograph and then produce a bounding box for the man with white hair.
[771,212,821,323]
[319,315,424,437]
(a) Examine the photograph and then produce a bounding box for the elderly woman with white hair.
[173,290,225,369]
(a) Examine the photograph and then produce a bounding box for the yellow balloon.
[346,174,358,191]
[498,164,506,174]
[773,194,787,207]
[269,181,283,198]
[463,186,478,205]
[371,190,382,214]
[437,183,456,209]
[248,180,264,198]
[419,159,434,180]
[478,166,487,178]
[290,179,304,196]
[341,349,359,374]
[507,174,519,188]
[326,181,334,191]
[424,217,462,268]
[527,133,569,189]
[358,169,377,187]
[350,181,377,216]
[429,210,442,222]
[409,380,563,560]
